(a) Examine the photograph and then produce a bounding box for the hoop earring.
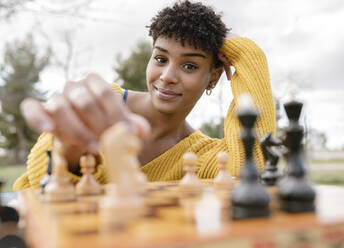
[206,88,212,96]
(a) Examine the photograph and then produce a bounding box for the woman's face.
[146,36,214,115]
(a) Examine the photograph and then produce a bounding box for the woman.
[13,0,275,190]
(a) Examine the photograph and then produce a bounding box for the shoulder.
[183,122,195,137]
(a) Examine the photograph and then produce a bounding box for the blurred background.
[0,0,343,192]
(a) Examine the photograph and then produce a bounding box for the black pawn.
[231,96,270,219]
[40,150,52,194]
[260,133,282,186]
[0,178,19,223]
[278,100,316,213]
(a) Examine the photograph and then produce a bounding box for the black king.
[278,99,316,213]
[231,94,270,219]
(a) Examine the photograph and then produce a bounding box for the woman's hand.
[20,73,150,168]
[218,53,232,81]
[218,32,239,81]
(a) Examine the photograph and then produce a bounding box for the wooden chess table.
[20,181,344,248]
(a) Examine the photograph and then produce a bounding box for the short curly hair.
[147,0,229,68]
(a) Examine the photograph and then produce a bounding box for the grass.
[309,170,344,186]
[0,165,26,192]
[311,159,344,165]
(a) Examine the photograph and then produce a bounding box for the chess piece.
[278,99,316,213]
[40,150,52,194]
[214,152,234,190]
[99,122,146,227]
[260,133,282,186]
[0,235,27,248]
[179,152,202,195]
[100,122,146,196]
[0,178,20,223]
[76,154,102,195]
[231,94,270,219]
[44,138,75,202]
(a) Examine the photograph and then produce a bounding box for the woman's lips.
[153,86,181,100]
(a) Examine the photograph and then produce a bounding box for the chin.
[149,90,179,114]
[153,100,180,114]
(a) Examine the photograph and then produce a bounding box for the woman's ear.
[208,66,224,89]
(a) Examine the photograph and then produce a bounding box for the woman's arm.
[219,36,276,176]
[13,79,149,191]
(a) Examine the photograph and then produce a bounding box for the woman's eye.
[183,63,198,71]
[154,56,167,63]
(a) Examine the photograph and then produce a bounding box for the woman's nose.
[160,64,178,84]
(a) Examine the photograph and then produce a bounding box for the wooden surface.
[20,181,344,248]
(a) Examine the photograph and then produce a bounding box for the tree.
[0,1,106,22]
[0,35,50,163]
[113,40,152,91]
[305,128,328,151]
[0,0,33,20]
[200,118,224,139]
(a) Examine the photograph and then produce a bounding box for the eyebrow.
[154,46,206,59]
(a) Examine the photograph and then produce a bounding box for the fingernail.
[87,141,100,154]
[40,121,54,132]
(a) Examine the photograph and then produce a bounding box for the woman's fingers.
[20,98,55,133]
[218,53,232,80]
[21,95,99,153]
[65,82,111,136]
[44,94,99,153]
[21,73,150,155]
[85,74,131,126]
[220,31,238,81]
[224,65,232,81]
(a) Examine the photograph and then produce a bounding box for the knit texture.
[13,37,275,191]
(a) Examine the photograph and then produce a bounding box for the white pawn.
[179,152,202,194]
[214,152,234,190]
[44,138,75,202]
[76,154,102,196]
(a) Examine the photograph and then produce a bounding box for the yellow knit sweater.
[13,37,276,191]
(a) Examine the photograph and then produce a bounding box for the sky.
[1,0,344,149]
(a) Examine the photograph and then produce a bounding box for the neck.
[144,97,193,140]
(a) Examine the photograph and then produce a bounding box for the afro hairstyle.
[148,0,229,68]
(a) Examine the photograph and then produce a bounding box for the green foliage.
[113,39,152,91]
[312,159,344,165]
[0,34,50,163]
[305,128,328,150]
[310,170,344,186]
[200,118,224,139]
[0,165,26,192]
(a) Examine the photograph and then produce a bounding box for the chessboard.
[10,95,344,248]
[20,181,344,248]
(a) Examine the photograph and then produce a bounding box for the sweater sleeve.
[220,37,276,177]
[13,83,122,191]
